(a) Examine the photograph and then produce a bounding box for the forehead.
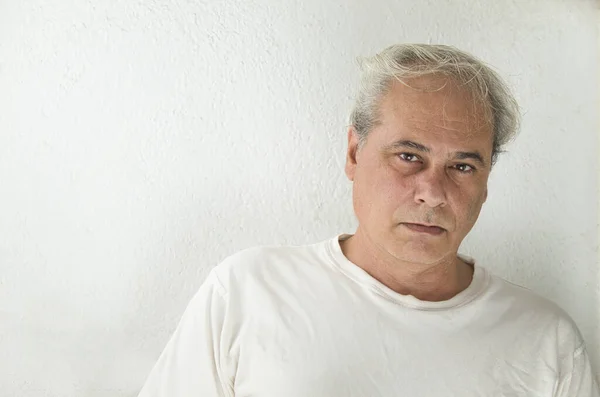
[376,76,493,148]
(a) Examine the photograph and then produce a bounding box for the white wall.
[0,0,597,395]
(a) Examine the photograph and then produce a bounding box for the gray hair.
[350,44,520,165]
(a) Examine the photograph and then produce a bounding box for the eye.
[398,153,420,162]
[453,163,475,173]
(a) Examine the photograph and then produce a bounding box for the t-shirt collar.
[325,234,490,311]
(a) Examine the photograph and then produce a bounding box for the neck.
[340,230,473,302]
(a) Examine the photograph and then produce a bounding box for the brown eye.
[454,164,475,173]
[398,153,420,162]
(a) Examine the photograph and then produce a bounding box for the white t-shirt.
[139,234,599,396]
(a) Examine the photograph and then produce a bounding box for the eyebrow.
[387,140,431,153]
[454,151,486,166]
[386,139,487,167]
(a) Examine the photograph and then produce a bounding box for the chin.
[392,250,446,266]
[385,238,451,265]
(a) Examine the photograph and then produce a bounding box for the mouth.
[401,222,446,235]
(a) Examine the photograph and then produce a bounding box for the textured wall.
[0,0,598,395]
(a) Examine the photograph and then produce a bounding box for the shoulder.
[488,274,563,312]
[210,239,330,291]
[489,274,570,317]
[485,272,585,356]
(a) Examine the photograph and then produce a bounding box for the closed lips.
[402,223,446,234]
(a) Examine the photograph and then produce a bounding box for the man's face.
[345,76,493,265]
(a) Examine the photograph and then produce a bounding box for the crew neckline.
[325,234,491,311]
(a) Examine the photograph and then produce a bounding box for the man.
[139,44,599,396]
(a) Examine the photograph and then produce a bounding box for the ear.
[483,186,488,203]
[345,127,360,181]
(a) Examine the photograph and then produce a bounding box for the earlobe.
[345,127,359,181]
[483,187,488,203]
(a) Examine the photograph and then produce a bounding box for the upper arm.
[555,343,599,397]
[138,270,234,397]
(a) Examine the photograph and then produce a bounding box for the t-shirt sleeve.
[555,343,600,397]
[138,270,234,397]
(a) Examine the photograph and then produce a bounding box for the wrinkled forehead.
[380,75,494,139]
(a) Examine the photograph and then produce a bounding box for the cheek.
[375,172,416,221]
[354,163,411,215]
[461,189,487,224]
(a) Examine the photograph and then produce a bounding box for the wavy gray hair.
[350,44,520,165]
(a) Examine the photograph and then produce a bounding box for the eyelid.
[398,152,421,161]
[396,154,477,173]
[453,163,476,173]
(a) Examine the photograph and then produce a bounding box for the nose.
[414,167,448,208]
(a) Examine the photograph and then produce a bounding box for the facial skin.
[342,75,493,300]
